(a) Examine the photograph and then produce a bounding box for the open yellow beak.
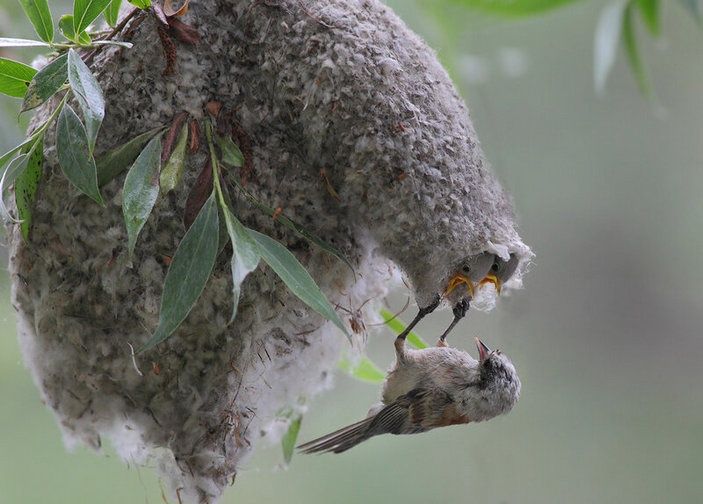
[480,274,502,294]
[444,274,475,298]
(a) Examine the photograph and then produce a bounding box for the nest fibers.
[8,0,532,502]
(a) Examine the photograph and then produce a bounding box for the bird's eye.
[462,265,471,273]
[491,263,499,271]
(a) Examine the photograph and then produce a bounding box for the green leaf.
[96,127,165,186]
[0,37,49,47]
[448,0,580,16]
[105,0,122,27]
[21,54,67,113]
[379,308,429,349]
[18,0,54,43]
[594,0,627,95]
[123,135,161,257]
[0,137,37,173]
[56,104,104,205]
[0,154,28,223]
[67,49,104,153]
[216,135,244,167]
[0,58,37,98]
[247,228,350,339]
[160,122,188,193]
[128,0,151,9]
[281,415,302,465]
[73,0,111,34]
[59,15,91,45]
[338,355,386,383]
[234,182,355,275]
[15,136,44,240]
[140,193,219,352]
[623,3,650,95]
[221,206,261,322]
[636,0,660,35]
[90,40,133,48]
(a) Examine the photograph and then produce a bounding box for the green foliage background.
[1,0,702,502]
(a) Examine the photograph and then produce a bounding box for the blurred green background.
[1,0,702,503]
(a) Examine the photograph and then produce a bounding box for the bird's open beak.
[475,337,491,362]
[444,274,475,298]
[480,274,502,294]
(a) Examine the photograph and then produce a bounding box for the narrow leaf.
[0,134,41,171]
[0,58,37,98]
[0,154,29,223]
[0,37,49,47]
[123,135,161,257]
[15,136,44,240]
[128,0,151,8]
[338,355,386,383]
[105,0,122,27]
[184,159,213,229]
[67,49,104,153]
[161,112,188,163]
[21,54,67,113]
[217,135,244,167]
[281,415,302,465]
[448,0,580,16]
[636,0,660,35]
[90,40,133,48]
[96,127,165,186]
[58,15,91,45]
[56,104,103,204]
[140,193,219,351]
[18,0,54,43]
[221,205,260,321]
[379,308,429,349]
[623,4,651,95]
[234,182,355,275]
[73,0,111,34]
[594,0,627,95]
[247,228,350,339]
[160,121,188,193]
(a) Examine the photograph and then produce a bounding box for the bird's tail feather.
[297,417,374,454]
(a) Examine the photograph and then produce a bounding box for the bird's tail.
[297,416,375,454]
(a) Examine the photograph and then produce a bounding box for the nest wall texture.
[7,0,531,502]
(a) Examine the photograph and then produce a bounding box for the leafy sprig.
[135,119,351,351]
[2,0,353,353]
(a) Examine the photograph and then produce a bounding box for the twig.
[84,8,142,66]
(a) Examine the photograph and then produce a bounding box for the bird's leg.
[395,294,441,345]
[437,299,471,347]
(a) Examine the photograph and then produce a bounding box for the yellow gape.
[480,274,502,294]
[444,274,475,298]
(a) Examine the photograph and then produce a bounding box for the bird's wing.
[367,388,432,435]
[297,388,463,454]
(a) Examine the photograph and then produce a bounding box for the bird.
[480,253,521,294]
[298,336,520,454]
[392,252,495,344]
[436,252,522,346]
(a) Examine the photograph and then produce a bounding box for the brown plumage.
[298,337,520,454]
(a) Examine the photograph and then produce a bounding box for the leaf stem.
[204,119,228,209]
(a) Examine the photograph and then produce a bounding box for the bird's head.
[475,337,521,415]
[443,252,495,307]
[479,253,520,294]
